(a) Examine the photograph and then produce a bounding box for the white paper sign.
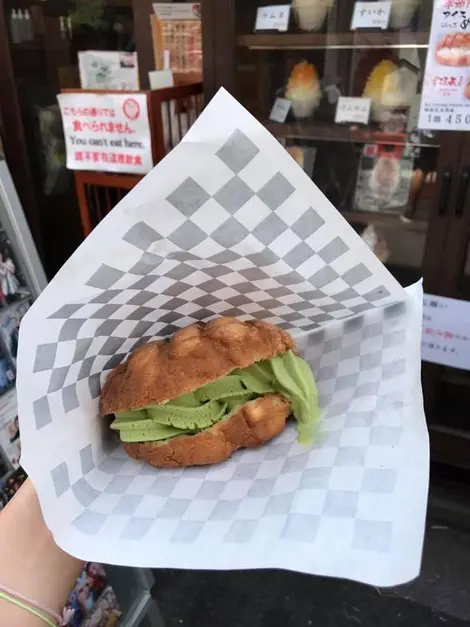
[153,2,201,20]
[255,5,290,31]
[421,293,470,371]
[57,92,153,175]
[269,97,291,122]
[351,1,391,29]
[335,96,371,124]
[418,0,470,131]
[18,89,429,588]
[78,51,139,91]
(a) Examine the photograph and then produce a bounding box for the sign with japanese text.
[421,293,470,371]
[269,97,291,123]
[78,51,139,91]
[335,96,371,124]
[57,92,153,175]
[152,3,201,20]
[351,1,392,30]
[418,0,470,131]
[255,5,290,31]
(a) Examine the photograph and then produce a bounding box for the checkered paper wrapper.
[17,89,428,586]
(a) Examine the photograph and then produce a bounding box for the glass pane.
[3,0,134,277]
[461,242,470,300]
[234,0,442,286]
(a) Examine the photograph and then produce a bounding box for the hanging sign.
[418,0,470,131]
[57,92,153,175]
[421,293,470,371]
[351,1,392,29]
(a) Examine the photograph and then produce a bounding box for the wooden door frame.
[439,135,470,297]
[420,132,465,428]
[424,133,470,468]
[0,0,43,257]
[132,0,155,89]
[202,0,236,101]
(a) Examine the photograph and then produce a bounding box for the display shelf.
[341,210,428,233]
[265,121,440,148]
[237,31,429,50]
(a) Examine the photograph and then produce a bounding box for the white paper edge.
[28,281,428,587]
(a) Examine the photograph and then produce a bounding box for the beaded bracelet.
[0,584,73,626]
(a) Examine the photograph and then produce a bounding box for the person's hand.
[0,479,84,625]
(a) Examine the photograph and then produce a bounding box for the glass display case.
[0,0,135,278]
[211,0,464,290]
[202,0,470,469]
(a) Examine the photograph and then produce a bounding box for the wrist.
[0,479,84,614]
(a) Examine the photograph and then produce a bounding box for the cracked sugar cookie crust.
[99,317,295,415]
[123,393,291,467]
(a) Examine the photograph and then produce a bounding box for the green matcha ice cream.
[111,350,320,445]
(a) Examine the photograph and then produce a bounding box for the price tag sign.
[255,5,290,31]
[335,97,371,124]
[351,1,392,29]
[269,97,291,123]
[421,293,470,371]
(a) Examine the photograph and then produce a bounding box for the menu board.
[419,0,470,131]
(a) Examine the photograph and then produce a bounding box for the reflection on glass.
[461,244,470,300]
[234,0,443,284]
[5,0,134,277]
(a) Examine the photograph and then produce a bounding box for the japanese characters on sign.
[255,5,291,31]
[152,3,201,20]
[421,293,470,371]
[418,0,470,131]
[351,1,392,30]
[335,96,371,124]
[57,92,153,175]
[269,97,292,123]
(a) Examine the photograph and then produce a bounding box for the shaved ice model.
[390,0,420,29]
[292,0,334,31]
[286,61,322,119]
[363,59,415,122]
[369,155,401,202]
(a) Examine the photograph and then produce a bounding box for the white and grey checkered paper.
[17,89,428,586]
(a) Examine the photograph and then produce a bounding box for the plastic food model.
[363,59,415,122]
[435,33,470,66]
[286,146,305,168]
[286,61,322,119]
[389,0,420,29]
[369,154,401,202]
[292,0,334,31]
